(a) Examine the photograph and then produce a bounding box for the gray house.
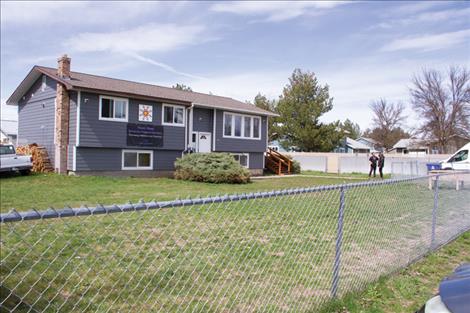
[6,55,277,176]
[334,137,371,154]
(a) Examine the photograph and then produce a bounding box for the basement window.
[99,96,128,122]
[122,150,153,170]
[232,153,249,168]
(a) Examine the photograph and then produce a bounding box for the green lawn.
[1,173,468,312]
[320,231,470,313]
[0,172,369,212]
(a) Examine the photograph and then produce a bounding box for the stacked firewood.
[16,144,54,173]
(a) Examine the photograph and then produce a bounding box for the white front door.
[197,132,212,153]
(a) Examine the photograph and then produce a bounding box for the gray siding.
[79,92,185,150]
[67,92,77,170]
[249,152,264,169]
[214,110,267,153]
[75,147,181,171]
[192,108,213,132]
[18,75,56,166]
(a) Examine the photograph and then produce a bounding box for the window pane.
[101,98,113,118]
[114,100,126,119]
[233,155,240,162]
[0,145,15,155]
[174,107,184,124]
[224,114,232,136]
[253,118,260,138]
[234,115,242,137]
[138,153,151,167]
[462,151,468,161]
[240,155,248,167]
[124,152,137,168]
[164,106,173,123]
[244,117,251,137]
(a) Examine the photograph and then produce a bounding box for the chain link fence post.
[331,186,346,298]
[431,175,439,250]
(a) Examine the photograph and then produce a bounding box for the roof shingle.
[36,66,277,116]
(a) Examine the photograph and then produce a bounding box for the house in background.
[389,138,428,155]
[6,55,277,176]
[268,140,288,153]
[356,137,383,152]
[334,137,371,154]
[0,120,18,144]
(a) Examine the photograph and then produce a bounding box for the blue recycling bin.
[426,162,441,171]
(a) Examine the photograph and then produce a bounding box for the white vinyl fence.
[290,153,449,175]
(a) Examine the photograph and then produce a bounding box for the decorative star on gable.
[139,105,153,122]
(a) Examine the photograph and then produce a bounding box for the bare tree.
[370,98,406,130]
[368,98,408,150]
[410,67,470,153]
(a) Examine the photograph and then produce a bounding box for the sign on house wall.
[138,105,153,122]
[127,123,163,147]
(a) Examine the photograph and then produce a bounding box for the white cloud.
[65,23,207,53]
[125,53,207,80]
[381,29,470,52]
[373,7,470,30]
[0,1,170,26]
[64,23,211,79]
[391,1,447,15]
[1,1,85,24]
[211,1,348,22]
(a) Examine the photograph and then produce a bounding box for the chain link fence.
[1,172,469,312]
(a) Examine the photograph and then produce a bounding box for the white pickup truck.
[0,144,33,175]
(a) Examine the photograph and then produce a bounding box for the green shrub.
[174,153,250,184]
[290,159,301,174]
[286,155,301,174]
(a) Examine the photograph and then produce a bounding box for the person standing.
[369,152,378,178]
[378,152,385,179]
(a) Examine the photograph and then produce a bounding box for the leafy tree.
[410,66,470,153]
[276,69,342,151]
[367,98,408,150]
[253,93,279,141]
[172,83,193,92]
[340,119,361,139]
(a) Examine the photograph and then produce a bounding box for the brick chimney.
[55,55,71,173]
[57,54,71,79]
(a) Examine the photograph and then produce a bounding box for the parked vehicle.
[0,144,32,175]
[416,263,470,313]
[440,143,470,170]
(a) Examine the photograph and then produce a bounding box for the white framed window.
[162,104,185,127]
[122,150,153,170]
[223,112,261,140]
[99,96,128,122]
[232,153,249,168]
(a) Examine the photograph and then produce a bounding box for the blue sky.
[1,1,469,130]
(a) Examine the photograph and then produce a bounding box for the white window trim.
[232,153,250,168]
[99,95,129,122]
[121,149,154,170]
[223,112,261,140]
[162,103,186,127]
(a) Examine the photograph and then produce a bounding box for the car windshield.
[0,145,16,155]
[450,150,468,162]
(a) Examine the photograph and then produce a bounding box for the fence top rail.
[1,172,467,223]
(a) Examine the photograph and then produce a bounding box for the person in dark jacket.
[369,153,378,177]
[378,152,385,178]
